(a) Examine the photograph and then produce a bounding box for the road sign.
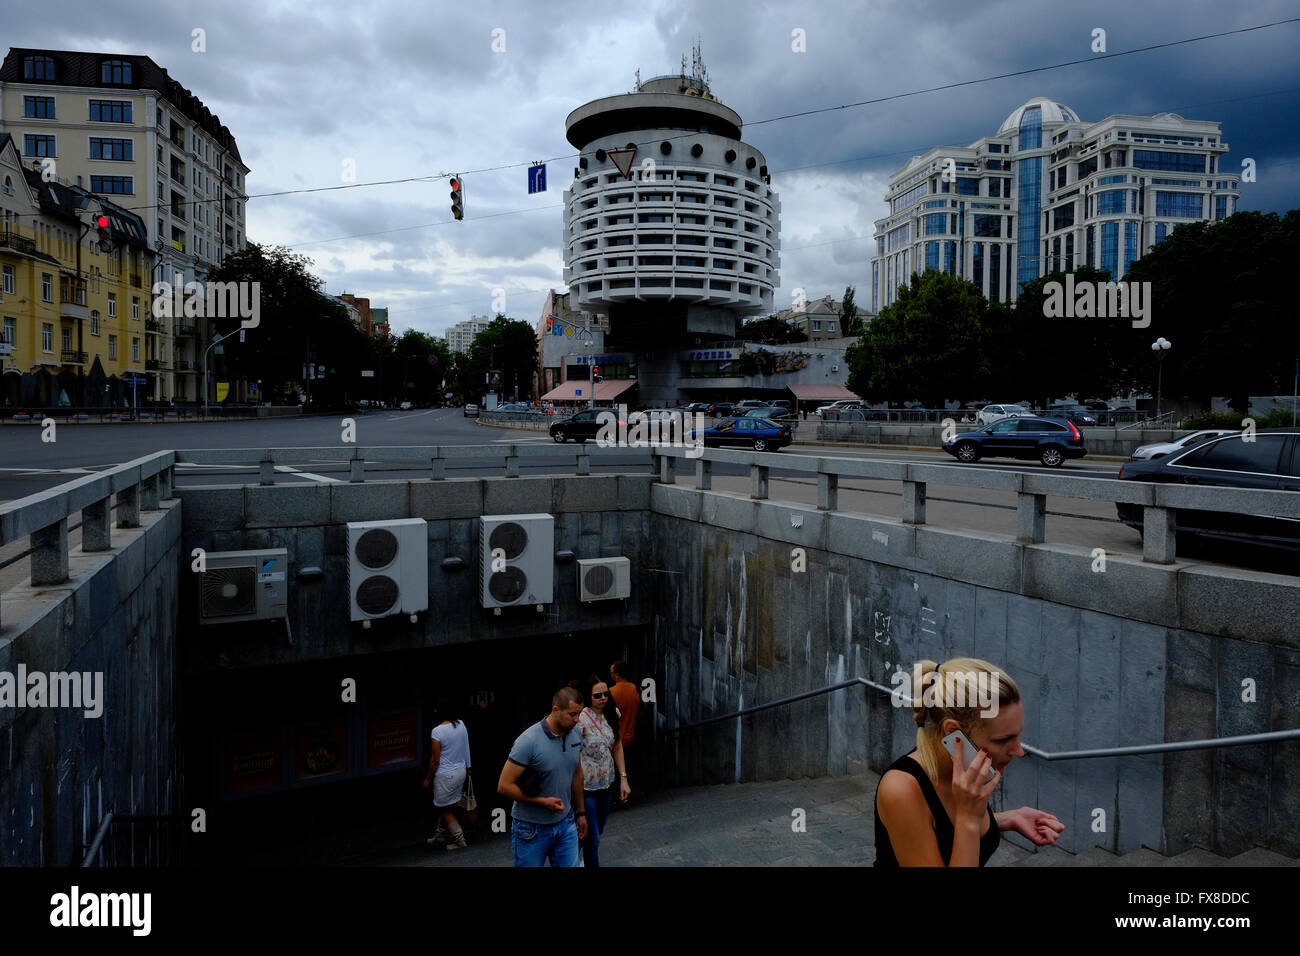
[575,388,582,397]
[361,370,374,378]
[608,147,636,179]
[528,164,547,194]
[124,375,146,385]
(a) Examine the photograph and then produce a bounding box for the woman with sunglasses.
[577,673,632,866]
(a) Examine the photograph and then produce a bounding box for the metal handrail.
[665,677,1300,760]
[81,812,116,866]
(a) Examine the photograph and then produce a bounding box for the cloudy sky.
[8,0,1299,338]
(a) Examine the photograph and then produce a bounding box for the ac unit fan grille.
[355,528,400,569]
[488,522,528,560]
[583,564,614,596]
[202,567,257,616]
[356,575,400,615]
[488,567,527,603]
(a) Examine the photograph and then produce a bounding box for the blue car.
[692,416,792,452]
[941,416,1086,467]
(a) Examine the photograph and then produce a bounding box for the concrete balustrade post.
[576,452,591,476]
[158,467,173,501]
[430,457,445,480]
[901,480,926,524]
[817,471,838,511]
[1143,506,1178,564]
[31,517,69,586]
[1016,492,1047,543]
[350,457,365,482]
[659,454,677,484]
[116,484,139,528]
[141,474,160,511]
[696,458,712,490]
[260,459,275,485]
[504,450,520,478]
[750,463,769,499]
[81,498,112,552]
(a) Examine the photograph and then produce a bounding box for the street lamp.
[1151,337,1171,421]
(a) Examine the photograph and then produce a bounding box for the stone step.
[1223,847,1300,867]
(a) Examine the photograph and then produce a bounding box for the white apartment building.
[444,314,492,355]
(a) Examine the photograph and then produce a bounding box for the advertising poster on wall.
[292,721,349,785]
[366,711,420,772]
[224,733,283,796]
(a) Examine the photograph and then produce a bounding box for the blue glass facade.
[973,242,984,291]
[1097,190,1126,215]
[990,244,1002,302]
[1216,196,1228,219]
[1101,222,1118,278]
[924,213,947,235]
[1155,223,1167,243]
[1155,191,1203,218]
[1133,150,1205,172]
[1015,106,1042,285]
[926,242,939,271]
[1123,222,1136,276]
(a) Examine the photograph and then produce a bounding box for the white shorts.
[433,767,466,808]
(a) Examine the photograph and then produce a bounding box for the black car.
[942,416,1086,467]
[1116,429,1300,553]
[1045,404,1099,426]
[712,402,735,418]
[549,407,626,443]
[683,402,718,416]
[694,417,793,451]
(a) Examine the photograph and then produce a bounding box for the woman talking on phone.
[874,658,1065,867]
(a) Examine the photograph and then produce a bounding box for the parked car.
[692,416,793,451]
[942,416,1086,467]
[1130,429,1238,461]
[743,406,799,428]
[711,402,735,418]
[815,399,859,419]
[683,402,716,415]
[399,401,413,410]
[1116,430,1300,553]
[821,402,869,421]
[549,407,627,443]
[733,400,771,412]
[976,404,1031,426]
[463,403,479,417]
[1045,404,1099,426]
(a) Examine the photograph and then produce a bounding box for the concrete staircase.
[369,769,1299,867]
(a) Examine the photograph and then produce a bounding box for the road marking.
[275,465,341,483]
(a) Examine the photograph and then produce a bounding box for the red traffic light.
[95,215,109,228]
[449,178,460,191]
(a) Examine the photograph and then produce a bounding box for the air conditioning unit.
[347,518,428,622]
[577,557,630,602]
[198,549,289,624]
[479,514,554,609]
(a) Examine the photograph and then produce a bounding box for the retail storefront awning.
[787,384,859,401]
[541,379,637,402]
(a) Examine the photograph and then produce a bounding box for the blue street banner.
[528,164,547,194]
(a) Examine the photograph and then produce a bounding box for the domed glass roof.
[997,97,1081,134]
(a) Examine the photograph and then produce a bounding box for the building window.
[91,311,100,335]
[23,55,56,80]
[62,328,71,353]
[1097,190,1126,215]
[24,134,56,157]
[132,337,139,362]
[1101,222,1119,278]
[108,293,117,317]
[90,175,134,195]
[42,324,53,352]
[100,59,134,84]
[1133,150,1204,173]
[1216,196,1228,220]
[2,176,10,196]
[1123,222,1137,277]
[828,322,836,332]
[89,99,133,123]
[109,334,118,360]
[132,297,139,320]
[2,317,14,347]
[2,265,13,295]
[973,215,1002,237]
[42,273,53,301]
[24,96,56,118]
[89,138,134,161]
[1155,191,1203,218]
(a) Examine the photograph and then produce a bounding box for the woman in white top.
[578,674,632,867]
[423,711,472,850]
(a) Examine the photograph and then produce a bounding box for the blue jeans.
[511,813,579,867]
[581,786,614,867]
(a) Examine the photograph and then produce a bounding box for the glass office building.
[870,97,1239,311]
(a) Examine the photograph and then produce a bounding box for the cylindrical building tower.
[561,62,781,404]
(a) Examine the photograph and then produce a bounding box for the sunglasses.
[591,691,609,699]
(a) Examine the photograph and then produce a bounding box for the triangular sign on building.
[608,147,637,179]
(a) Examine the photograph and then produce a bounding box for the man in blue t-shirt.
[497,686,589,866]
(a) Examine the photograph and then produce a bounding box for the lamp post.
[1151,337,1171,421]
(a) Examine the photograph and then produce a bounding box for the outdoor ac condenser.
[577,557,631,602]
[347,518,429,621]
[478,514,554,609]
[198,549,289,624]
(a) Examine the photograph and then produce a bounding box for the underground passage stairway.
[263,770,1299,868]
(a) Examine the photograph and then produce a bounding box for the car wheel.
[552,429,566,443]
[954,441,980,463]
[753,439,768,451]
[1040,446,1064,467]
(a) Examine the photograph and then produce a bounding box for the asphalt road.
[0,410,1289,580]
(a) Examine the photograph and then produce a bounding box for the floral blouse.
[578,707,616,790]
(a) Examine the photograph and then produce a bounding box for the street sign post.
[528,164,547,194]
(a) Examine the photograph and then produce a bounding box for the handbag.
[458,773,479,828]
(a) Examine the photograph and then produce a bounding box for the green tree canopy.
[738,315,808,344]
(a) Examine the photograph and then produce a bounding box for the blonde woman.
[874,658,1065,866]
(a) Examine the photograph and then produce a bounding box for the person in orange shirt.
[608,661,640,799]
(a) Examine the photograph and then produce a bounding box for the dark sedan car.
[548,407,626,443]
[693,416,792,451]
[942,416,1086,467]
[1115,429,1300,554]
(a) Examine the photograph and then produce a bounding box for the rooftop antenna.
[635,68,641,91]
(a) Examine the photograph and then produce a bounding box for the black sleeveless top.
[873,751,1000,866]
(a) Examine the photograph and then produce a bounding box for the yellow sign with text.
[216,382,229,403]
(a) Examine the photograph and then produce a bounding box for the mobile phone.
[942,730,996,782]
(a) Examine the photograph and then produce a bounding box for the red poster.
[293,721,349,782]
[367,712,418,769]
[225,735,282,793]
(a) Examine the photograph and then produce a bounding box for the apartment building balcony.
[60,350,88,365]
[145,319,166,334]
[59,278,88,321]
[0,230,37,256]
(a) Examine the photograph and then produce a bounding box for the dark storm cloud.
[4,0,1297,337]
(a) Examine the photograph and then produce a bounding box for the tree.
[840,285,863,337]
[846,270,991,408]
[738,315,808,344]
[457,314,539,402]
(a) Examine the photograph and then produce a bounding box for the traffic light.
[591,365,601,383]
[95,214,112,252]
[449,175,463,220]
[546,315,553,333]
